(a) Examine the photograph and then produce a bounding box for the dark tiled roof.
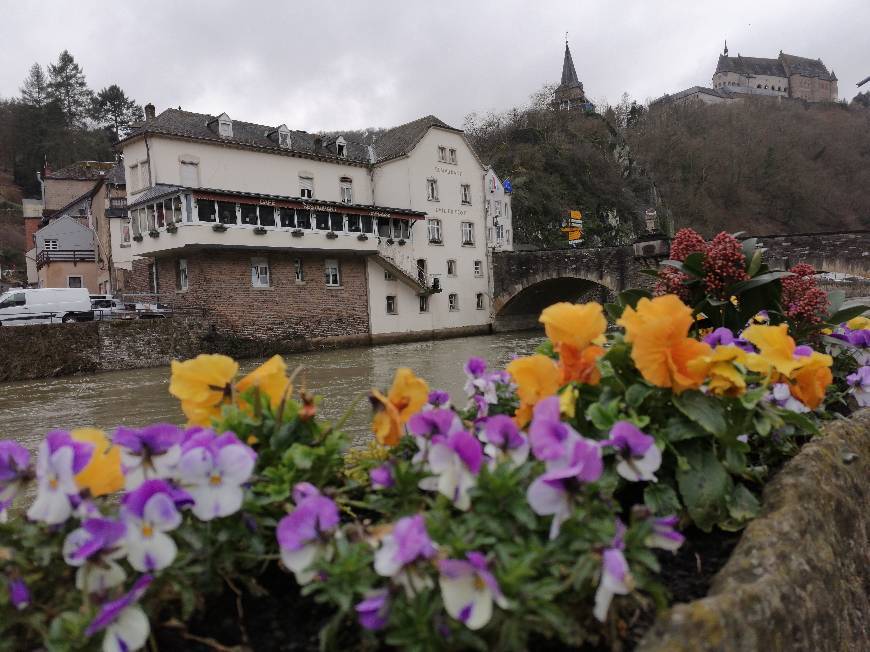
[651,86,737,106]
[105,161,126,185]
[369,115,459,162]
[560,42,581,88]
[45,161,115,180]
[42,187,96,225]
[122,109,371,163]
[716,55,786,77]
[127,184,185,209]
[780,53,836,81]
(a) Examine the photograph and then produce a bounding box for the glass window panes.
[299,175,314,199]
[419,295,429,312]
[146,205,156,231]
[296,210,311,229]
[378,218,392,238]
[447,259,456,276]
[461,222,474,245]
[251,257,269,287]
[428,219,442,243]
[400,220,411,239]
[449,148,457,164]
[448,293,458,311]
[347,215,361,232]
[155,203,165,228]
[294,258,304,282]
[386,295,397,314]
[476,293,485,310]
[392,219,404,239]
[461,184,471,204]
[438,146,447,162]
[197,200,216,222]
[474,260,483,276]
[340,178,353,204]
[427,179,438,201]
[172,196,183,222]
[324,259,340,286]
[280,208,295,228]
[330,213,344,232]
[361,216,374,233]
[217,202,237,225]
[241,204,258,225]
[259,205,275,227]
[177,259,188,291]
[315,211,330,230]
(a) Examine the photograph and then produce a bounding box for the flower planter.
[212,224,228,232]
[357,234,368,241]
[148,230,159,238]
[386,238,394,245]
[398,238,406,246]
[638,408,870,652]
[166,225,178,234]
[326,231,338,239]
[132,235,143,242]
[291,229,304,237]
[253,227,267,235]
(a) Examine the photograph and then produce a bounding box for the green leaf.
[730,271,794,295]
[288,443,315,469]
[724,446,747,475]
[778,409,819,435]
[740,238,758,264]
[753,414,772,436]
[586,399,620,430]
[746,249,763,277]
[672,391,727,438]
[644,483,682,515]
[534,339,556,358]
[604,302,623,320]
[625,384,652,409]
[619,288,653,310]
[675,441,732,532]
[639,268,661,277]
[827,304,869,326]
[721,483,761,531]
[660,259,700,278]
[682,252,705,276]
[826,290,846,316]
[663,417,707,442]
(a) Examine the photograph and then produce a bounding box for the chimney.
[145,103,156,120]
[313,135,323,153]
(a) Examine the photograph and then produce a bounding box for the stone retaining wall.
[639,408,870,652]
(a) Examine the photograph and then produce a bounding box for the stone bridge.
[491,230,869,329]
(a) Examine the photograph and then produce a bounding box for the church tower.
[554,39,591,111]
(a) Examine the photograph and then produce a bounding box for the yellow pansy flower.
[371,368,429,446]
[846,316,869,331]
[539,302,607,350]
[688,345,748,397]
[618,295,711,393]
[559,385,579,419]
[236,355,291,410]
[506,354,561,427]
[71,429,123,497]
[169,354,239,426]
[743,325,803,377]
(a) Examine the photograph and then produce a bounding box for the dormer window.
[217,113,233,138]
[336,136,346,158]
[277,124,291,148]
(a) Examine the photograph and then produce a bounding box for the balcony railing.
[36,249,96,269]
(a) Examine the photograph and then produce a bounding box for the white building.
[117,106,501,342]
[483,167,513,252]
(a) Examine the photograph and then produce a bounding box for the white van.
[0,288,93,326]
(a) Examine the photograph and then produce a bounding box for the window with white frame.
[496,224,504,241]
[44,239,58,251]
[340,177,353,204]
[426,178,439,201]
[461,221,474,245]
[448,293,458,311]
[67,276,83,289]
[448,148,457,164]
[437,146,447,162]
[299,174,314,199]
[336,136,346,158]
[197,199,216,222]
[218,115,233,138]
[419,295,429,312]
[122,221,131,244]
[177,258,188,291]
[428,218,442,243]
[460,184,471,205]
[494,201,502,217]
[386,295,397,314]
[384,270,396,281]
[251,257,270,288]
[447,259,457,276]
[473,260,483,276]
[324,259,341,287]
[278,127,291,148]
[149,262,158,294]
[294,258,304,282]
[476,293,485,310]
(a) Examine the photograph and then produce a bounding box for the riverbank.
[0,330,545,448]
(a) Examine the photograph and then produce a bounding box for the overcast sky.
[2,1,868,132]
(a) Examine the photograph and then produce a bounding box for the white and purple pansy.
[703,327,755,353]
[62,517,128,594]
[767,382,810,413]
[176,430,256,521]
[645,515,685,552]
[276,483,340,585]
[355,589,391,631]
[427,390,451,409]
[374,514,437,595]
[418,429,484,511]
[407,408,463,464]
[113,423,184,490]
[121,479,189,572]
[370,463,395,490]
[480,415,529,467]
[438,552,508,630]
[0,441,31,522]
[593,521,633,622]
[526,438,603,540]
[27,431,93,525]
[463,357,498,405]
[528,397,582,465]
[603,421,661,482]
[85,574,153,652]
[846,366,870,407]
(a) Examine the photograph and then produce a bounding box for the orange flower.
[236,355,291,410]
[618,295,711,393]
[558,344,605,386]
[687,344,748,397]
[71,429,123,497]
[506,354,561,426]
[371,368,429,446]
[539,302,607,350]
[789,355,833,409]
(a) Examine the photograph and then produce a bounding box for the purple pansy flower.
[0,441,30,522]
[645,515,685,552]
[176,430,256,521]
[86,574,153,652]
[9,578,30,610]
[370,463,395,490]
[481,415,529,466]
[438,552,507,630]
[374,514,437,596]
[418,430,484,510]
[846,366,870,407]
[408,409,461,441]
[62,517,128,594]
[428,390,451,408]
[603,421,661,482]
[527,438,603,540]
[121,480,187,572]
[464,357,499,404]
[27,431,93,525]
[528,397,582,464]
[704,327,755,353]
[113,424,184,489]
[356,589,391,631]
[593,521,633,622]
[767,383,809,413]
[276,483,339,584]
[793,345,813,357]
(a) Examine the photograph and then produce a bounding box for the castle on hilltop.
[654,44,838,107]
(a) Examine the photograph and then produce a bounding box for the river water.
[0,331,544,451]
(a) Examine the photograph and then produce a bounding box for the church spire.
[724,40,728,56]
[561,39,580,87]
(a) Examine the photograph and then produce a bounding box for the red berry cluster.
[669,228,708,262]
[781,264,828,325]
[654,265,691,300]
[703,232,748,299]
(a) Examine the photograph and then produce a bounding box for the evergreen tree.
[91,85,143,139]
[20,63,49,108]
[46,50,93,126]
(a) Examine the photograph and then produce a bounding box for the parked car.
[0,288,93,326]
[90,295,126,321]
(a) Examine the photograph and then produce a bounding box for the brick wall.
[154,250,371,341]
